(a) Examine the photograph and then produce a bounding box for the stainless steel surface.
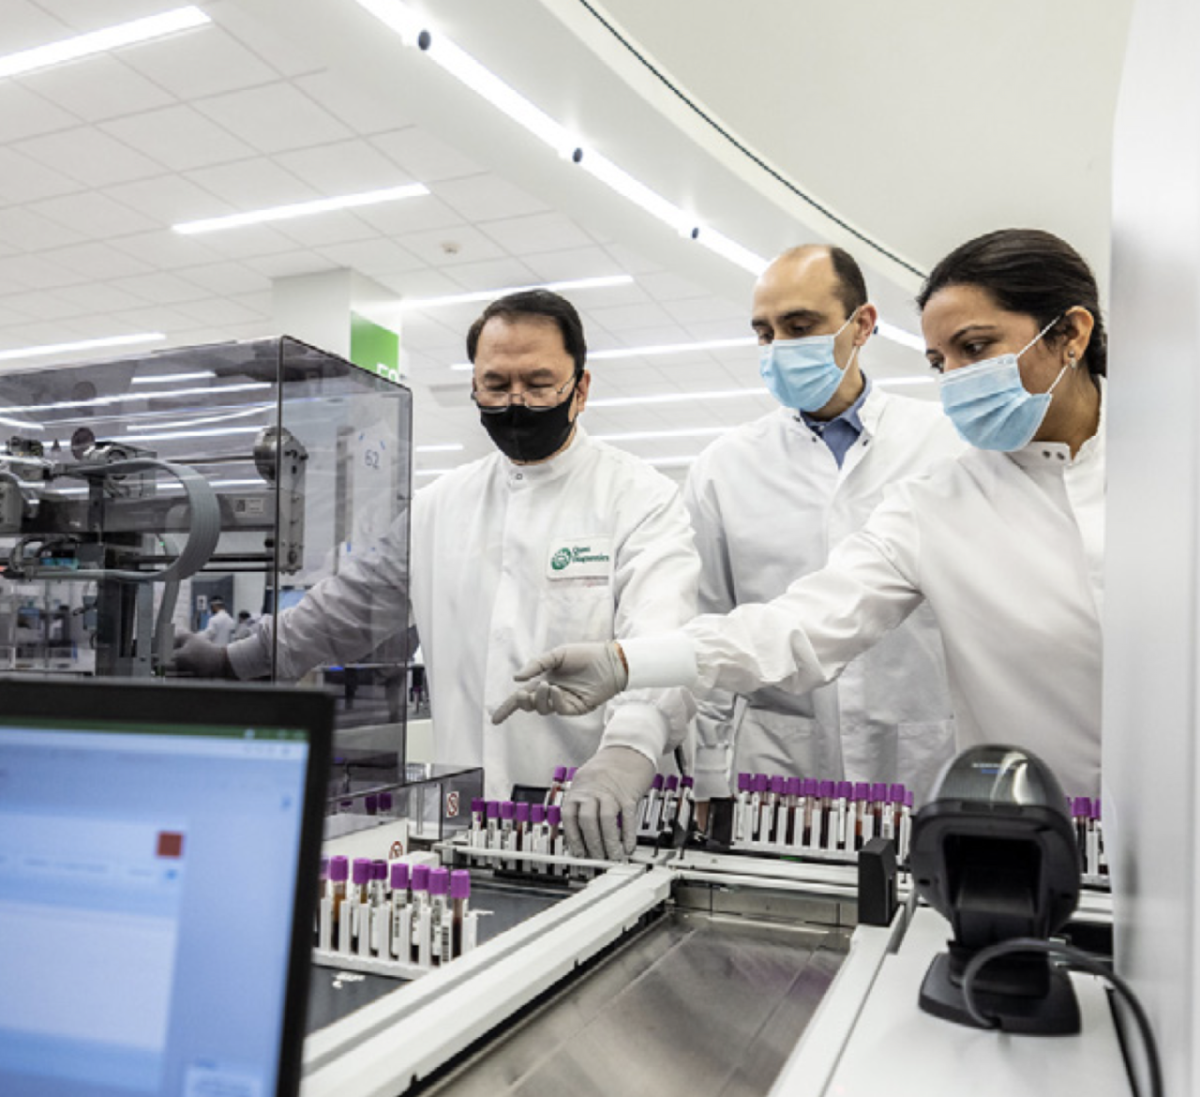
[422,902,850,1097]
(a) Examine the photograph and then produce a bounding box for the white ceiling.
[0,0,1133,481]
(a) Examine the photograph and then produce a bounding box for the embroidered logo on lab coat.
[547,539,612,579]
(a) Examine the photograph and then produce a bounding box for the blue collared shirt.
[799,376,872,468]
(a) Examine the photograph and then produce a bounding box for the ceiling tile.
[294,71,412,135]
[54,281,151,314]
[182,157,312,209]
[206,0,323,79]
[354,194,465,236]
[42,241,154,280]
[435,175,549,223]
[102,174,228,225]
[0,1,67,47]
[479,212,595,255]
[194,83,353,154]
[520,246,630,283]
[0,146,82,205]
[0,206,84,251]
[314,238,427,279]
[176,262,272,297]
[119,25,281,99]
[109,230,224,271]
[0,290,81,322]
[426,257,540,292]
[17,54,176,122]
[108,304,200,334]
[175,224,303,262]
[107,272,207,306]
[241,251,337,281]
[0,253,80,291]
[100,105,256,172]
[173,296,270,327]
[27,191,159,238]
[273,212,380,249]
[0,82,79,143]
[661,296,746,324]
[583,302,678,333]
[275,139,417,194]
[393,224,507,268]
[636,270,716,302]
[15,126,163,187]
[372,128,483,182]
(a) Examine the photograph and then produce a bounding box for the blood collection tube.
[898,791,914,861]
[782,777,801,846]
[389,862,410,960]
[818,780,835,849]
[500,801,516,868]
[530,803,547,873]
[563,767,578,798]
[1093,799,1106,876]
[802,779,820,848]
[368,860,388,954]
[365,793,379,816]
[661,775,681,831]
[749,774,768,842]
[547,804,565,872]
[515,801,531,865]
[547,765,567,806]
[734,773,752,843]
[410,864,430,963]
[429,867,451,964]
[676,776,695,835]
[450,870,471,958]
[763,776,784,845]
[853,782,870,850]
[378,791,393,816]
[1072,796,1091,858]
[886,784,905,843]
[834,781,853,851]
[640,774,665,835]
[485,800,501,859]
[329,855,349,950]
[469,798,485,862]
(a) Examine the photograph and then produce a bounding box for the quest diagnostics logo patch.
[546,538,614,580]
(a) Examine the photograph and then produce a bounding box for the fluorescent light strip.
[592,426,731,443]
[117,425,263,443]
[449,335,756,371]
[0,7,209,80]
[874,376,937,388]
[0,333,165,364]
[53,477,266,497]
[0,382,271,416]
[172,184,429,236]
[588,387,769,409]
[0,417,42,432]
[414,443,463,453]
[645,455,700,469]
[415,468,453,478]
[354,0,767,275]
[131,371,215,385]
[402,275,634,311]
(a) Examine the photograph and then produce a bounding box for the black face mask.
[479,380,579,463]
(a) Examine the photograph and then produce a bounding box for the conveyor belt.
[418,906,850,1097]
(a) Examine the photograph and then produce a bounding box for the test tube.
[410,864,430,963]
[853,782,870,850]
[515,801,531,860]
[378,791,394,816]
[485,800,501,858]
[389,862,410,960]
[660,775,681,831]
[802,778,820,848]
[1093,799,1106,876]
[329,855,349,950]
[834,781,853,851]
[500,801,516,869]
[530,803,547,873]
[818,780,835,849]
[1072,796,1092,858]
[450,870,471,958]
[764,776,784,845]
[369,860,389,954]
[429,867,450,964]
[547,765,567,806]
[783,777,802,846]
[351,859,372,954]
[898,790,914,861]
[469,797,484,862]
[676,776,696,836]
[365,793,379,816]
[640,774,665,835]
[734,773,752,843]
[750,774,768,842]
[885,784,906,843]
[547,803,565,872]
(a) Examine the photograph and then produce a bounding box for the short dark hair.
[828,246,869,317]
[916,229,1107,378]
[465,289,587,374]
[210,597,225,608]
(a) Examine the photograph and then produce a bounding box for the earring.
[1067,352,1078,368]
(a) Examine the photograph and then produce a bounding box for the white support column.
[1107,1,1200,1093]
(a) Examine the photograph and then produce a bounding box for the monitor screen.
[0,678,332,1097]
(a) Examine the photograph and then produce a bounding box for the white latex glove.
[490,642,629,724]
[562,746,656,861]
[172,632,234,678]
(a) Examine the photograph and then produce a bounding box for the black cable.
[572,0,926,279]
[961,937,1163,1097]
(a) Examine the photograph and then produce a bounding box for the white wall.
[1107,0,1200,1092]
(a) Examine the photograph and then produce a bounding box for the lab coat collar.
[1007,376,1106,472]
[500,421,592,483]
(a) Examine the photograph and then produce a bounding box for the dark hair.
[916,229,1107,378]
[828,246,869,317]
[466,289,587,374]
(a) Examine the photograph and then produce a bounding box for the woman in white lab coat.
[494,229,1106,799]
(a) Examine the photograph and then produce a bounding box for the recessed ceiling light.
[414,443,464,452]
[401,275,634,312]
[130,371,215,384]
[0,7,210,80]
[172,184,429,235]
[0,333,165,364]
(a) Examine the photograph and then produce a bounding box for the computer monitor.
[0,677,333,1097]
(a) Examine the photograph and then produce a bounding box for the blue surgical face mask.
[759,309,860,412]
[938,316,1073,451]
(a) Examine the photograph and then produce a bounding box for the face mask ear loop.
[836,306,863,371]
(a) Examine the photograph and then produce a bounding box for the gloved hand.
[490,641,628,724]
[562,746,656,861]
[172,632,234,678]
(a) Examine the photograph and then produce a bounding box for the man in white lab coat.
[684,245,964,804]
[201,597,236,646]
[178,290,699,859]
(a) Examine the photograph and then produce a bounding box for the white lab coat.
[410,426,698,798]
[202,608,236,646]
[684,387,966,802]
[628,386,1105,800]
[229,427,699,799]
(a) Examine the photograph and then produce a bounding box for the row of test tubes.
[1070,796,1107,878]
[545,766,696,844]
[317,856,477,968]
[733,776,914,861]
[468,799,572,873]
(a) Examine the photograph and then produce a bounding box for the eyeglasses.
[471,374,579,413]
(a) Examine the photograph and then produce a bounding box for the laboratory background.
[0,1,1196,1096]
